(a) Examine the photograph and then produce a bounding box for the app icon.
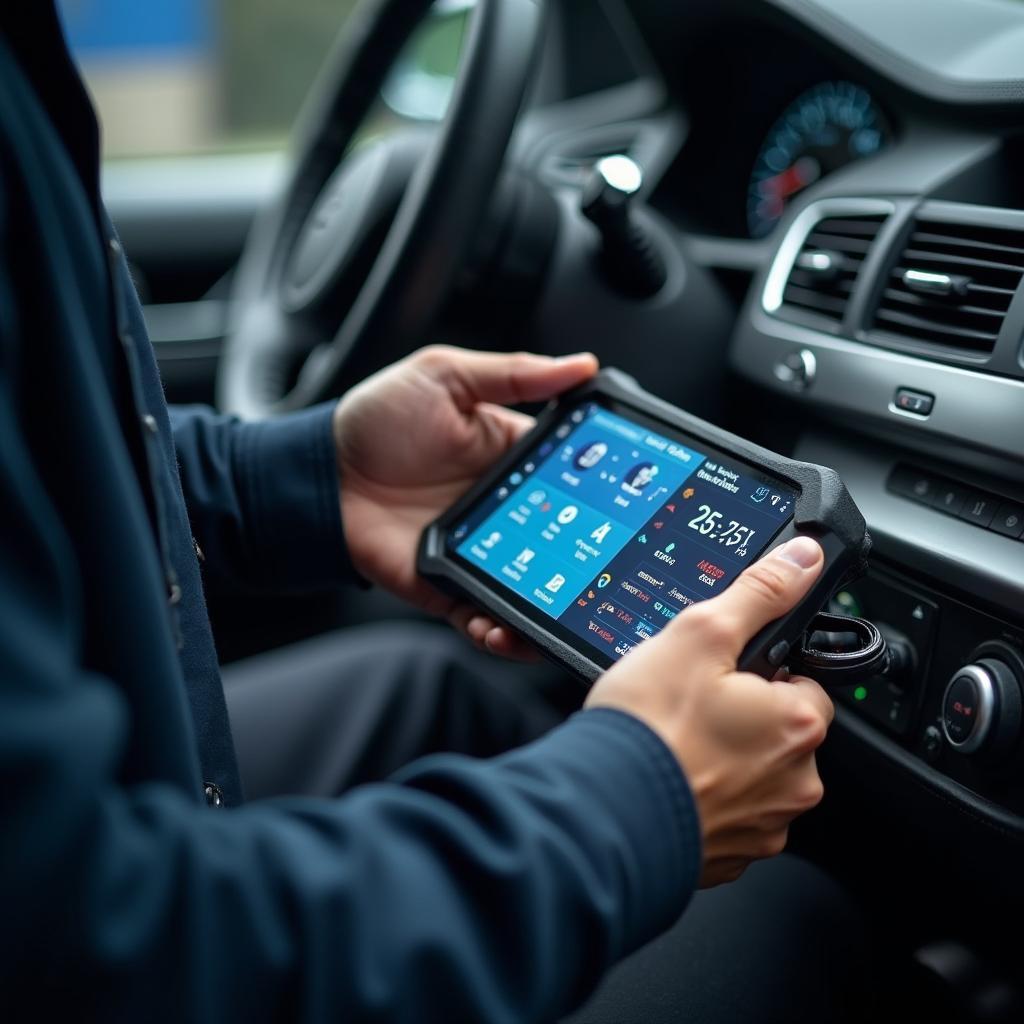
[557,505,579,525]
[570,409,585,423]
[509,472,523,486]
[622,462,659,496]
[666,504,677,513]
[515,548,535,566]
[664,542,676,554]
[453,524,468,540]
[637,534,648,544]
[540,502,552,513]
[545,573,566,593]
[555,425,571,439]
[480,531,501,550]
[653,521,664,530]
[527,489,546,506]
[497,487,510,499]
[769,494,780,507]
[574,441,608,470]
[752,486,770,503]
[587,590,596,599]
[523,462,535,474]
[590,521,612,544]
[682,488,695,500]
[597,573,612,589]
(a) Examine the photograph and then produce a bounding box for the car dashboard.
[594,0,1024,964]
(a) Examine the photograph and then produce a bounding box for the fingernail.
[773,536,822,569]
[557,352,595,363]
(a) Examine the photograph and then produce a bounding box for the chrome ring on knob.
[941,664,996,753]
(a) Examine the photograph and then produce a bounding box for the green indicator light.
[853,685,868,702]
[834,590,862,618]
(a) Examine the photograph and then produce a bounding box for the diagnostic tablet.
[419,369,870,682]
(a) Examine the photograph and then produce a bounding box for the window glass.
[57,0,470,159]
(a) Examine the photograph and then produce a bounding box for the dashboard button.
[893,388,934,416]
[929,481,968,517]
[958,492,997,528]
[888,465,938,504]
[990,502,1024,540]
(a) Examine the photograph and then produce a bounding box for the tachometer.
[747,81,889,238]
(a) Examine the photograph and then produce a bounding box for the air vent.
[871,220,1024,354]
[779,214,888,326]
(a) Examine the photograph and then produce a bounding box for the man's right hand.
[586,536,834,887]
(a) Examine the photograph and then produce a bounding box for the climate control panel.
[831,565,1024,815]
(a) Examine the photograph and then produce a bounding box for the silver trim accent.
[793,435,1024,615]
[762,198,896,314]
[902,269,955,295]
[735,303,1024,460]
[941,664,996,753]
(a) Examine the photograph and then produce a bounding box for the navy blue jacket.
[0,7,701,1021]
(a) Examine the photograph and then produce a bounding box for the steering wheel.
[219,0,546,418]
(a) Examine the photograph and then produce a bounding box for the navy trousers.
[223,622,873,1024]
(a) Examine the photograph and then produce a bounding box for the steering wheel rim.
[219,0,546,418]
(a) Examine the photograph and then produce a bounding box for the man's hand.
[586,536,834,887]
[333,345,599,659]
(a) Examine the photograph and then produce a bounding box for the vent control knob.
[773,348,816,390]
[941,658,1022,757]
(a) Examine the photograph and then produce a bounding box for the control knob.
[941,654,1022,758]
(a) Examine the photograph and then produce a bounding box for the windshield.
[807,0,1024,83]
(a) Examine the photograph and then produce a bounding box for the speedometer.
[747,81,889,238]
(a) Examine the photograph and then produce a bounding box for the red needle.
[758,155,821,199]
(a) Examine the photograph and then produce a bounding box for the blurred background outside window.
[57,0,469,160]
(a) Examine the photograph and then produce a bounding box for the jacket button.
[142,414,158,435]
[166,568,182,606]
[204,783,224,808]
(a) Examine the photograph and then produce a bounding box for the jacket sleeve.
[0,366,701,1024]
[0,533,701,1021]
[168,402,361,592]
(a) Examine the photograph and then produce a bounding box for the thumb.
[698,536,824,663]
[423,347,599,410]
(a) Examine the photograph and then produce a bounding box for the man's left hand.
[333,345,599,660]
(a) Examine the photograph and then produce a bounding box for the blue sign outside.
[57,0,212,56]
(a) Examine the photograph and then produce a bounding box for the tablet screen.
[449,400,796,665]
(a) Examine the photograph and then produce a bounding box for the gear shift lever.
[581,155,667,299]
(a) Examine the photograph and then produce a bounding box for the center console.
[730,186,1024,841]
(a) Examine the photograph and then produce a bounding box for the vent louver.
[780,214,887,326]
[871,220,1024,354]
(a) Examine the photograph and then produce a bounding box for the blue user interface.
[452,403,796,664]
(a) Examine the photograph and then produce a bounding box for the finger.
[483,626,541,663]
[449,604,539,662]
[447,603,482,641]
[780,673,835,727]
[421,347,599,410]
[476,403,536,446]
[692,537,825,662]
